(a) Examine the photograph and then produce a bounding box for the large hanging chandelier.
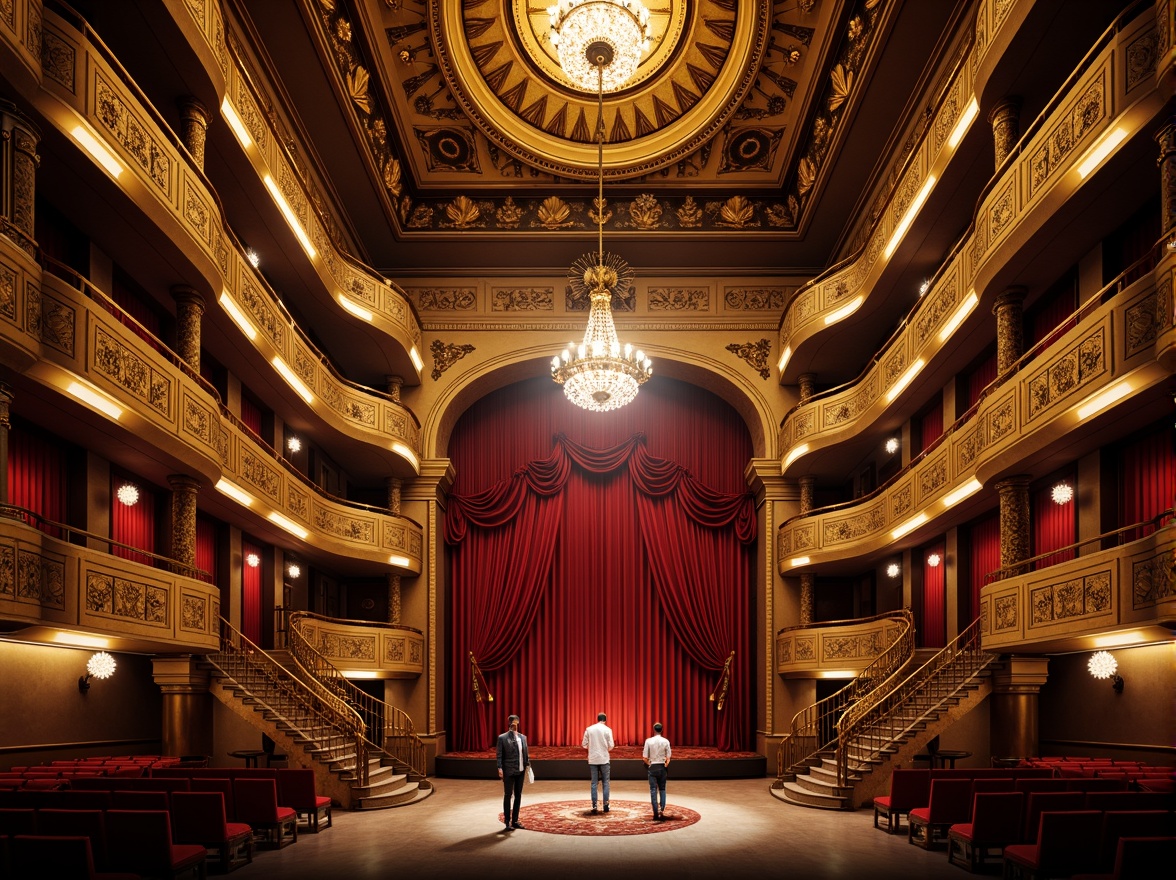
[549,1,653,412]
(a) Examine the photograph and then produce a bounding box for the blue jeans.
[590,763,610,807]
[647,764,667,813]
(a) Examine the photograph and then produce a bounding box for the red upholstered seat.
[873,769,930,834]
[908,778,972,849]
[1002,810,1103,880]
[9,834,140,880]
[947,791,1024,872]
[277,769,333,832]
[104,809,207,879]
[1020,791,1085,844]
[189,778,237,821]
[1072,835,1176,880]
[171,791,254,873]
[37,808,112,871]
[111,789,170,810]
[233,778,297,849]
[1091,810,1176,872]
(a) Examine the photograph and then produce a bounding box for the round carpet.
[501,800,701,836]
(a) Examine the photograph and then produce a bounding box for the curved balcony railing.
[775,608,913,677]
[0,505,220,650]
[773,610,914,785]
[777,248,1172,570]
[285,610,424,678]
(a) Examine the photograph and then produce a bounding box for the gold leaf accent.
[348,65,372,115]
[828,64,853,113]
[797,157,815,195]
[629,194,663,230]
[537,195,574,229]
[446,195,481,228]
[719,195,755,228]
[384,157,402,197]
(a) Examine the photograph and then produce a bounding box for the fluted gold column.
[170,286,205,372]
[0,382,11,504]
[1158,117,1176,236]
[178,98,210,171]
[168,474,200,571]
[0,100,39,257]
[996,476,1031,576]
[988,97,1021,169]
[990,656,1049,760]
[152,656,213,758]
[993,287,1026,376]
[798,474,816,624]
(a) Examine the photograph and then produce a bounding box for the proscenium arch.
[421,342,782,466]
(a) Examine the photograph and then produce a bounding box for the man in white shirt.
[581,712,615,813]
[642,721,672,821]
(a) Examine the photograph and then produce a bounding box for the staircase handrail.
[286,610,428,781]
[774,609,915,783]
[209,616,369,785]
[835,616,995,786]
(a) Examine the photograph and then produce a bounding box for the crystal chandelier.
[550,2,652,412]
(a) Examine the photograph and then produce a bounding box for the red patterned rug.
[500,800,701,836]
[450,746,759,759]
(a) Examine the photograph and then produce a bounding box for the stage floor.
[437,746,766,779]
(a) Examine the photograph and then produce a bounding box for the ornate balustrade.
[981,522,1175,652]
[166,0,229,98]
[776,610,911,677]
[0,507,220,652]
[778,267,1172,572]
[291,611,425,679]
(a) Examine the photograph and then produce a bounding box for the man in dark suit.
[496,713,530,832]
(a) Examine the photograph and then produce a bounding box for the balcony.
[289,612,424,679]
[776,611,911,678]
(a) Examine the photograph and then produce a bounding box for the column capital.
[152,654,211,692]
[744,458,790,500]
[995,474,1032,492]
[167,474,202,493]
[170,285,206,311]
[405,459,455,503]
[992,286,1027,313]
[992,655,1050,693]
[987,96,1022,125]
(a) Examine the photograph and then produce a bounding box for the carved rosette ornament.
[430,339,475,380]
[996,476,1032,577]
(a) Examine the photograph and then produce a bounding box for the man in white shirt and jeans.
[582,712,614,813]
[642,721,672,821]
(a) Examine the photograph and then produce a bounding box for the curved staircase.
[205,616,433,811]
[772,614,996,810]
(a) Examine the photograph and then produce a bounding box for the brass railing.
[287,611,428,782]
[774,609,915,785]
[207,616,369,785]
[834,616,996,786]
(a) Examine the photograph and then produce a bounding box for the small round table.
[932,749,972,769]
[228,749,267,768]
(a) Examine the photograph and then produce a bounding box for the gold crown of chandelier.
[549,0,653,412]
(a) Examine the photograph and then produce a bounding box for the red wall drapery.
[111,472,156,567]
[7,423,68,537]
[918,540,946,648]
[196,515,217,584]
[967,511,1001,620]
[242,536,263,644]
[1117,422,1174,540]
[917,400,944,456]
[1033,476,1076,569]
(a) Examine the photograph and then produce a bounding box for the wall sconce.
[926,552,942,567]
[245,552,260,568]
[1051,482,1073,504]
[1087,650,1123,692]
[286,562,301,579]
[79,651,116,692]
[886,563,901,578]
[286,435,302,454]
[885,437,899,455]
[115,483,140,506]
[246,247,261,268]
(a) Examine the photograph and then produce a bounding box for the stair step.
[770,782,852,811]
[356,783,433,810]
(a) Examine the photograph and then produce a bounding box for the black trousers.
[502,771,525,824]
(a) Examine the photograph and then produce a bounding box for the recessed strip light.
[942,478,982,509]
[1077,126,1128,179]
[220,98,253,149]
[1075,380,1132,420]
[219,291,258,340]
[884,175,937,259]
[70,126,123,178]
[938,290,979,343]
[392,441,419,470]
[215,478,255,507]
[947,98,979,149]
[891,512,927,540]
[267,511,309,540]
[789,556,811,568]
[339,295,373,321]
[409,346,424,374]
[824,295,864,326]
[66,380,123,420]
[777,345,791,373]
[782,443,810,471]
[271,356,314,404]
[263,175,317,259]
[389,554,412,568]
[885,358,925,403]
[49,631,111,649]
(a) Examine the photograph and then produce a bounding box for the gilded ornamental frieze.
[776,612,908,677]
[295,615,425,679]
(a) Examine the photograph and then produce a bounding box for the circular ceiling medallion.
[432,0,769,178]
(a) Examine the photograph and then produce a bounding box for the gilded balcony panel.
[221,418,424,574]
[1156,247,1176,371]
[167,0,229,97]
[0,0,43,94]
[971,0,1039,105]
[295,615,425,679]
[980,525,1175,652]
[777,278,1171,573]
[0,233,42,372]
[0,514,220,652]
[775,615,907,678]
[222,22,422,374]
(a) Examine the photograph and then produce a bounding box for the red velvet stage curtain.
[1117,422,1175,541]
[7,421,68,537]
[196,514,218,584]
[918,540,946,648]
[446,377,754,752]
[1032,475,1076,570]
[242,536,263,644]
[111,471,156,567]
[966,511,1001,621]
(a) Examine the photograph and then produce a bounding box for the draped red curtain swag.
[446,433,755,751]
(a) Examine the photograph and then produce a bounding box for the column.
[990,656,1049,760]
[992,287,1026,376]
[168,475,200,573]
[170,286,205,372]
[0,100,40,257]
[995,476,1031,577]
[798,373,816,403]
[178,98,210,172]
[1158,118,1176,237]
[387,573,401,625]
[798,475,816,625]
[386,375,404,403]
[386,477,402,517]
[988,97,1021,169]
[0,382,10,504]
[152,656,213,758]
